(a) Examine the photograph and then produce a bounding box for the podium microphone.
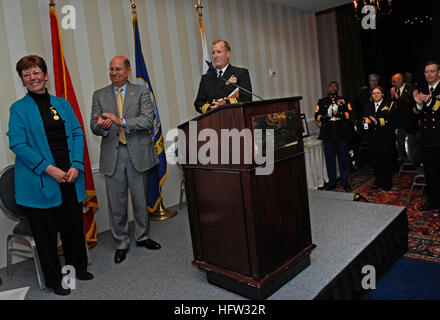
[209,64,264,101]
[353,193,369,203]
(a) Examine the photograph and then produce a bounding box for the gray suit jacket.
[90,82,159,176]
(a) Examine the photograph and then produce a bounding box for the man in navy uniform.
[412,61,440,212]
[314,81,353,191]
[194,39,252,114]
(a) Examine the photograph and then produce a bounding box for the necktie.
[376,104,379,112]
[430,87,434,93]
[218,70,222,78]
[116,87,126,144]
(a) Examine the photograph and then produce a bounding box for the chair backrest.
[0,165,26,220]
[405,134,422,166]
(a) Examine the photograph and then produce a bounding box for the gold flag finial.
[195,0,203,17]
[130,0,137,14]
[49,0,55,8]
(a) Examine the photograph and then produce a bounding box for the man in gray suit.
[91,56,161,264]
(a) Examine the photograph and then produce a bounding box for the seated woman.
[362,86,396,191]
[7,55,93,296]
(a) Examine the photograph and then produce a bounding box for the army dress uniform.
[314,95,352,190]
[412,83,440,209]
[363,99,396,190]
[194,65,252,114]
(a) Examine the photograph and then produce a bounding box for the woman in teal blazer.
[7,55,93,295]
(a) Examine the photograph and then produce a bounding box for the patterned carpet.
[323,166,440,264]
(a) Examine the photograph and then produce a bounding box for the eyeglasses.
[22,70,43,79]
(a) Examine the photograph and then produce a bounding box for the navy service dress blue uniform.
[314,95,352,190]
[194,65,252,114]
[412,83,440,210]
[363,99,396,191]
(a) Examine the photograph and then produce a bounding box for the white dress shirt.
[375,99,383,113]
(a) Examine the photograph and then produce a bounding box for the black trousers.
[368,142,394,189]
[23,182,88,288]
[422,147,440,207]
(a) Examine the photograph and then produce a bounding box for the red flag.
[50,7,98,248]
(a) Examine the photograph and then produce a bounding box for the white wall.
[0,0,323,269]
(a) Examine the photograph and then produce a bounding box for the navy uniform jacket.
[194,64,252,114]
[314,95,352,142]
[362,98,395,144]
[412,83,440,148]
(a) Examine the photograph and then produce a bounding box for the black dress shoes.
[136,239,161,250]
[343,185,351,192]
[325,184,336,191]
[76,270,94,281]
[114,249,128,264]
[53,285,71,296]
[418,202,439,211]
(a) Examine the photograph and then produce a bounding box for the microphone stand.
[218,74,264,101]
[208,64,264,101]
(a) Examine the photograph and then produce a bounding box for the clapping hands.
[413,89,432,105]
[94,114,112,129]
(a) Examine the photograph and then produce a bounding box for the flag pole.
[195,0,211,75]
[50,0,99,253]
[195,0,204,33]
[195,0,203,18]
[130,0,136,14]
[129,0,177,221]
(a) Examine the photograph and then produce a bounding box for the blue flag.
[133,15,166,213]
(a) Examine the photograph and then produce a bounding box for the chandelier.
[403,16,433,25]
[353,0,393,20]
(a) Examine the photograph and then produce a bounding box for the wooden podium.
[178,97,315,299]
